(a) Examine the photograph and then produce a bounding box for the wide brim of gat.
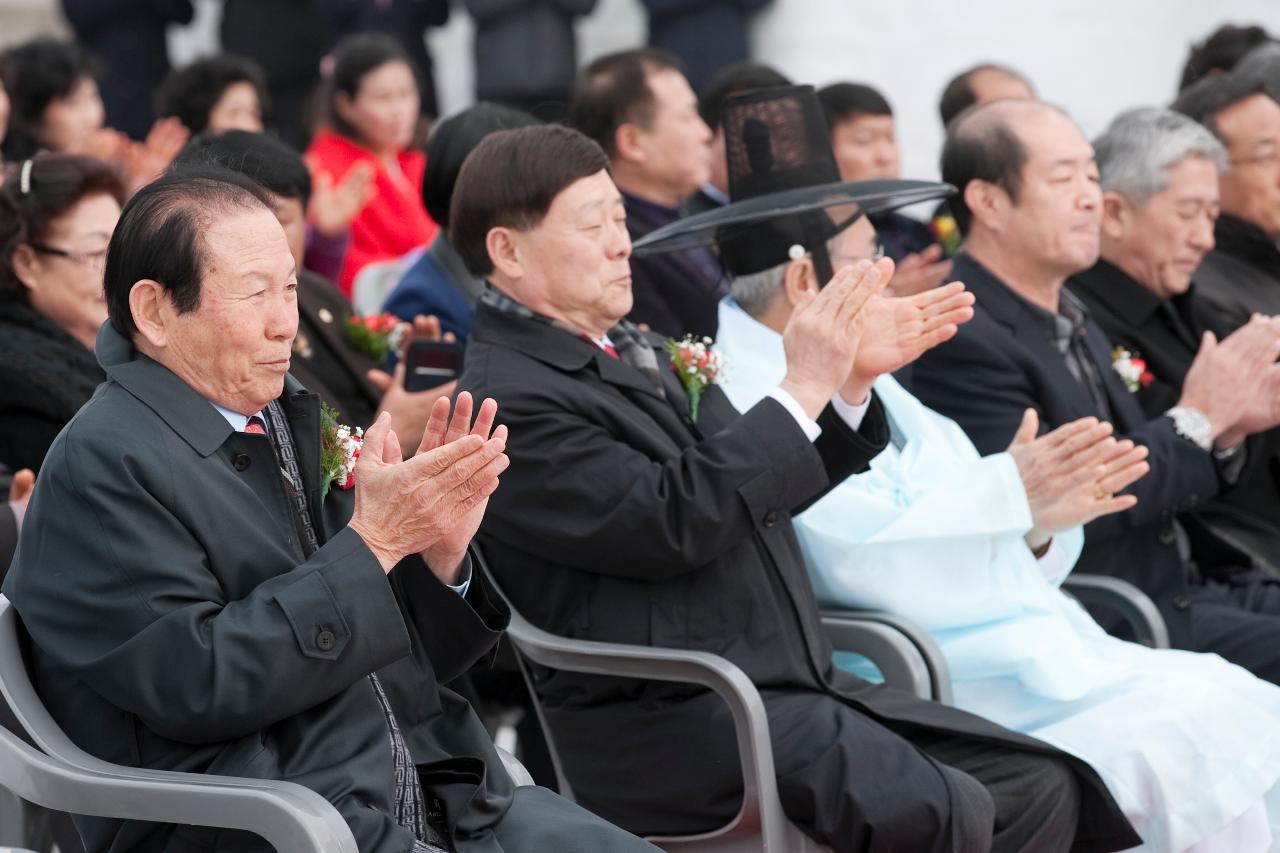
[631,178,956,257]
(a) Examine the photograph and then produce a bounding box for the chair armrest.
[494,745,534,788]
[503,608,810,851]
[1062,574,1169,649]
[821,610,953,705]
[0,725,357,853]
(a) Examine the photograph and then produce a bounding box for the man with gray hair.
[1069,106,1280,570]
[1172,69,1280,328]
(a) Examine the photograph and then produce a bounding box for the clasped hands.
[348,392,508,586]
[778,257,975,420]
[1178,315,1280,451]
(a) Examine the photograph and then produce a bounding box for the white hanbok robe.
[716,298,1280,852]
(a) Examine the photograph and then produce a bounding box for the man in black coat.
[1171,72,1280,330]
[1069,106,1280,571]
[912,98,1280,683]
[452,117,1139,852]
[570,49,727,339]
[2,169,655,852]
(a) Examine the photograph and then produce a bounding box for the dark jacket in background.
[383,236,483,342]
[640,0,772,94]
[1069,258,1280,571]
[464,0,597,122]
[315,0,451,119]
[288,270,383,429]
[60,0,193,140]
[221,0,327,148]
[459,300,1137,852]
[912,254,1280,683]
[1192,213,1280,333]
[625,191,727,339]
[870,210,936,263]
[0,301,104,473]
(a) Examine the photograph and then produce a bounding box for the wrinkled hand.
[347,404,508,584]
[885,244,953,298]
[1180,316,1280,447]
[368,314,457,449]
[779,260,887,419]
[1006,410,1149,551]
[7,469,34,509]
[307,158,376,237]
[843,277,975,404]
[414,392,503,580]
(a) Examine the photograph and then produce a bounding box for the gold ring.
[1093,487,1112,501]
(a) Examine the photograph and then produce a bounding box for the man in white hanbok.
[717,208,1280,853]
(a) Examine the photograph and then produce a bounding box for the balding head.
[943,100,1101,288]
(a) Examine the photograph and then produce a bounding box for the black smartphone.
[403,340,463,391]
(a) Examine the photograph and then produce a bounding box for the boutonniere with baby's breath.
[319,402,362,498]
[344,312,405,363]
[1111,345,1155,394]
[664,335,726,423]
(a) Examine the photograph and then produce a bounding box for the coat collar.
[1213,212,1280,278]
[96,321,314,458]
[951,252,1049,338]
[1067,258,1167,326]
[468,299,667,400]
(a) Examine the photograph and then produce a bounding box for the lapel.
[957,254,1101,422]
[470,301,702,445]
[278,378,325,540]
[296,272,382,402]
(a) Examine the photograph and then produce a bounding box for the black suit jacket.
[1069,260,1280,570]
[4,323,516,852]
[459,300,1135,849]
[912,253,1229,646]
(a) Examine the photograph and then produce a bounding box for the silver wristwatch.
[1165,406,1212,452]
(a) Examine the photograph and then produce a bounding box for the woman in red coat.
[306,34,437,295]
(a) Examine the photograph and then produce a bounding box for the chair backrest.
[0,595,358,853]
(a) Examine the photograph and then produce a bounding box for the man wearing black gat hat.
[459,85,1139,852]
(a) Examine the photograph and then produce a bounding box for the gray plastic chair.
[0,594,535,852]
[1062,573,1170,648]
[473,547,958,853]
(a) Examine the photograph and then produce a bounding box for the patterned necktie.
[251,404,450,853]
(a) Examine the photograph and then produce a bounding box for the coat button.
[1172,594,1191,610]
[762,511,778,528]
[316,630,336,651]
[232,453,251,471]
[1158,528,1176,545]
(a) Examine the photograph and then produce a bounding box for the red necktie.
[244,416,268,435]
[601,343,620,360]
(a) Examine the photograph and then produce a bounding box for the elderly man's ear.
[1100,192,1130,241]
[782,256,818,307]
[486,227,524,281]
[128,279,173,348]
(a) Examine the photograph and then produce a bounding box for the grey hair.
[1094,107,1226,207]
[729,234,842,319]
[1235,42,1280,102]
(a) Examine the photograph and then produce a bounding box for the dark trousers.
[1188,569,1280,684]
[766,693,1080,853]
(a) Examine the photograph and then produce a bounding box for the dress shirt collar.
[210,403,264,433]
[698,182,730,206]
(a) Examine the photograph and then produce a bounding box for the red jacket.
[305,128,438,295]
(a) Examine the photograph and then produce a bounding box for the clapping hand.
[1206,315,1280,447]
[841,273,975,404]
[779,260,887,419]
[307,159,376,237]
[347,394,508,585]
[1005,410,1149,552]
[885,244,953,298]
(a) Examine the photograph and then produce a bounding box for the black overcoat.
[2,322,651,853]
[459,301,1137,852]
[1069,259,1280,570]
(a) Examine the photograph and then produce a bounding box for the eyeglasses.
[830,238,886,266]
[1228,151,1280,171]
[27,242,109,271]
